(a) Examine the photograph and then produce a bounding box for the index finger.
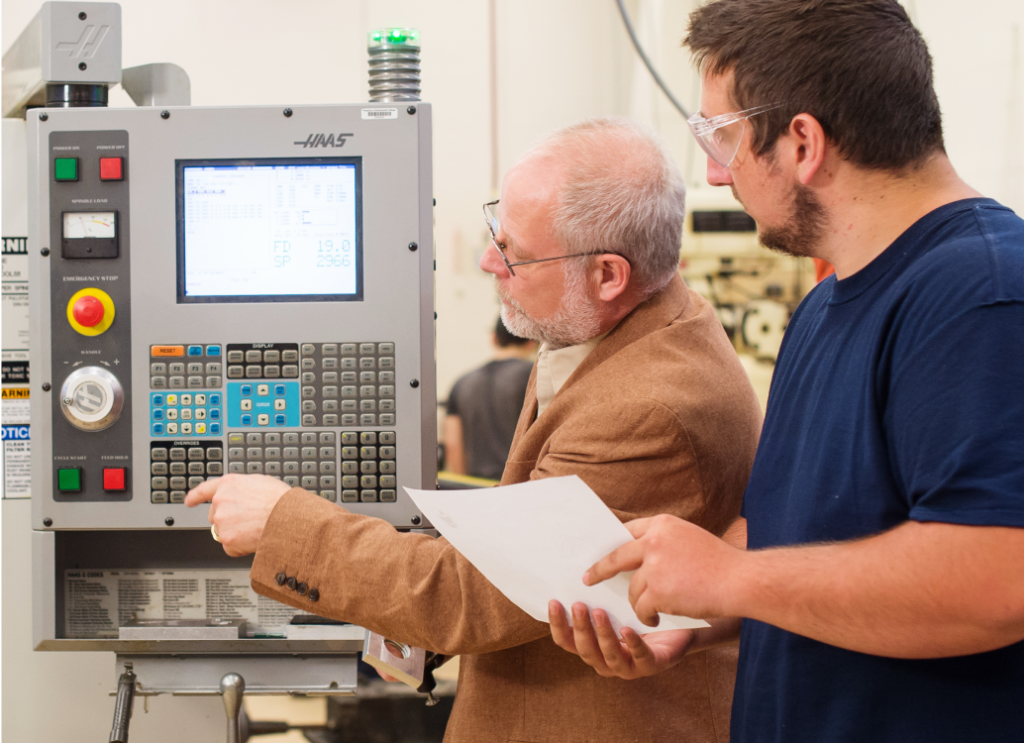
[583,539,644,586]
[184,478,220,507]
[624,517,654,539]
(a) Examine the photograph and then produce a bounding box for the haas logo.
[293,133,354,148]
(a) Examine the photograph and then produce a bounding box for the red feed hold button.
[103,468,127,492]
[99,157,123,181]
[73,295,105,327]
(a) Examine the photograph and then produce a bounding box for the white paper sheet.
[405,475,709,637]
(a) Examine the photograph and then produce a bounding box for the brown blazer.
[251,275,762,743]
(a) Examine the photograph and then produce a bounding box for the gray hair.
[529,117,686,297]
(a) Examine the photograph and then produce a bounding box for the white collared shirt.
[534,333,607,416]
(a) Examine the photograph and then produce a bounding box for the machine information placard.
[2,236,31,499]
[64,569,311,638]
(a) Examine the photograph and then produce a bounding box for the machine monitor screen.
[176,157,363,302]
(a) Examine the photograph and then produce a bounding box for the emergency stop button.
[103,468,127,492]
[67,288,115,336]
[99,157,123,181]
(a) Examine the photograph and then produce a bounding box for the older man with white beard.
[186,117,763,743]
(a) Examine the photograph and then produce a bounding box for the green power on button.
[54,157,78,181]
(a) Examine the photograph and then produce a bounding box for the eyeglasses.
[687,103,784,167]
[483,200,614,277]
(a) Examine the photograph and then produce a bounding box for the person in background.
[444,317,535,480]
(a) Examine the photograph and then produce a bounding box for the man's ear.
[595,254,632,302]
[785,113,827,186]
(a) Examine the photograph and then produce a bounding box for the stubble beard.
[757,182,828,259]
[497,261,602,350]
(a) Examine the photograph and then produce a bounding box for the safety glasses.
[687,103,784,167]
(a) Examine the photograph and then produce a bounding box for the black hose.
[614,0,691,120]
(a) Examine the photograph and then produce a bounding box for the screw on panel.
[407,106,417,115]
[79,11,87,19]
[43,518,53,527]
[42,383,51,392]
[411,515,422,526]
[40,248,50,256]
[408,242,418,251]
[283,108,293,117]
[410,379,420,388]
[165,517,175,526]
[79,62,87,71]
[39,112,48,121]
[160,110,170,119]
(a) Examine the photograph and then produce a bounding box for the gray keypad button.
[301,358,316,370]
[323,414,339,425]
[342,476,359,489]
[319,446,336,458]
[170,462,187,475]
[227,350,244,363]
[247,447,263,460]
[151,447,169,461]
[245,365,262,378]
[342,490,358,503]
[379,432,396,445]
[282,365,299,378]
[380,475,397,488]
[360,490,378,503]
[188,476,205,488]
[245,350,263,363]
[341,357,357,370]
[379,385,395,397]
[283,433,300,445]
[187,447,205,460]
[283,447,299,459]
[319,461,336,474]
[151,376,168,388]
[319,432,336,443]
[169,376,186,388]
[321,490,337,502]
[170,491,187,504]
[360,414,377,426]
[301,343,316,355]
[187,376,203,388]
[180,409,193,421]
[359,371,376,384]
[379,357,395,370]
[320,475,336,488]
[207,462,224,475]
[378,371,395,384]
[380,460,397,474]
[229,461,245,474]
[341,400,357,412]
[359,358,376,370]
[170,476,187,489]
[245,433,262,445]
[359,343,376,355]
[301,433,318,445]
[264,433,280,445]
[169,363,186,375]
[302,386,316,398]
[206,447,223,460]
[342,414,358,425]
[170,448,187,461]
[151,462,168,475]
[359,400,377,412]
[228,447,244,460]
[301,447,317,459]
[264,461,281,475]
[151,363,167,375]
[187,362,204,375]
[359,385,375,398]
[380,489,397,502]
[342,386,357,398]
[264,365,280,378]
[282,350,299,362]
[360,432,376,445]
[263,350,281,363]
[265,447,281,459]
[151,491,169,504]
[379,414,396,425]
[188,462,205,475]
[341,432,358,445]
[378,343,395,354]
[301,461,317,474]
[380,446,396,459]
[206,362,222,374]
[228,366,244,378]
[322,343,338,355]
[360,461,378,475]
[359,441,377,454]
[322,372,339,383]
[341,344,357,355]
[379,400,396,412]
[301,400,317,412]
[323,386,339,398]
[342,371,357,383]
[302,372,316,384]
[166,409,179,420]
[283,461,300,474]
[207,376,223,388]
[246,462,264,474]
[151,476,169,489]
[360,475,378,489]
[322,357,339,369]
[284,476,300,487]
[301,475,318,489]
[342,447,358,460]
[341,461,359,475]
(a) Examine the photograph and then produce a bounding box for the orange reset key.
[151,345,185,357]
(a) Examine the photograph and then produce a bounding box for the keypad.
[226,381,300,428]
[150,440,223,504]
[226,430,397,504]
[151,344,222,390]
[150,392,223,437]
[225,343,299,381]
[299,342,396,427]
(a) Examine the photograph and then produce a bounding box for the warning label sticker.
[64,569,311,638]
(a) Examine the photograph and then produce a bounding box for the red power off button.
[99,157,123,181]
[103,468,127,492]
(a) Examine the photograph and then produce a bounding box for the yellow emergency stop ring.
[67,287,116,336]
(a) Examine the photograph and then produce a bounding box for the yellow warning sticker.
[2,388,30,399]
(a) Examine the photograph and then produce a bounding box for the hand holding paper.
[404,475,709,637]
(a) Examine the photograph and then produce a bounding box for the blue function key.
[153,409,165,421]
[206,345,222,356]
[274,384,286,396]
[209,423,222,434]
[209,408,221,420]
[274,414,287,425]
[152,394,165,406]
[188,345,204,356]
[241,384,253,396]
[209,393,221,406]
[241,414,253,426]
[152,422,165,435]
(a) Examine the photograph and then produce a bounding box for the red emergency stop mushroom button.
[73,295,105,327]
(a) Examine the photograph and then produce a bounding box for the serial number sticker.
[361,108,398,120]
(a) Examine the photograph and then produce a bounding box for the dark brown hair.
[685,0,945,170]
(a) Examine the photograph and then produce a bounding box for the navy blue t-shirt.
[732,199,1024,743]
